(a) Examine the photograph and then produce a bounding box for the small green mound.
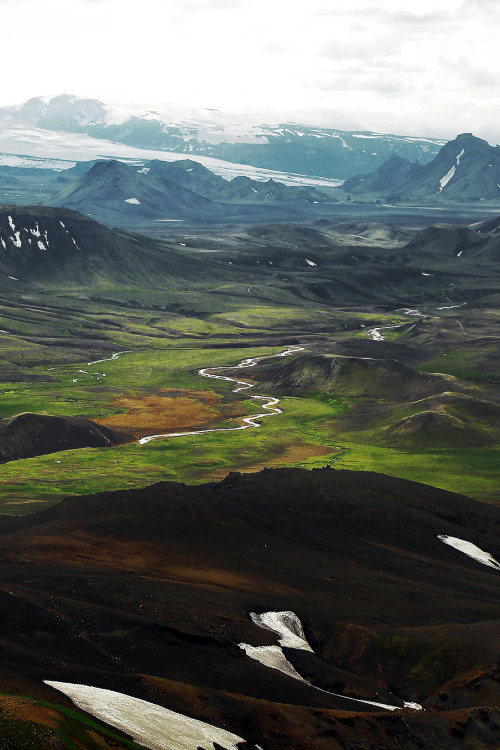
[378,393,500,448]
[257,353,463,402]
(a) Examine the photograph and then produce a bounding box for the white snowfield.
[139,346,304,445]
[438,535,500,570]
[0,126,343,189]
[250,610,313,651]
[44,681,248,750]
[239,610,423,712]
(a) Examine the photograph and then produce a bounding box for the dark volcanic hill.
[145,159,329,203]
[50,159,221,225]
[54,158,330,219]
[3,468,500,748]
[403,220,500,263]
[0,205,236,288]
[0,412,120,463]
[342,133,500,204]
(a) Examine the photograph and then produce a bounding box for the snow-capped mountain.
[342,133,500,203]
[0,94,446,180]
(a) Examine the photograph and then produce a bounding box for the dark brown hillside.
[0,412,120,463]
[2,468,500,747]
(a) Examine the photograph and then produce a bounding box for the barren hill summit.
[3,468,500,747]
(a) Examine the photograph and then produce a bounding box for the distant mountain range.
[0,94,446,179]
[342,133,500,204]
[2,95,500,210]
[47,158,332,225]
[50,159,222,224]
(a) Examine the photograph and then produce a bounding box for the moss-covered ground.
[0,290,498,513]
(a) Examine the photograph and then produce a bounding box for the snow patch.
[305,258,317,267]
[438,535,500,570]
[124,197,141,205]
[11,232,22,248]
[457,250,463,257]
[37,240,46,251]
[239,610,423,712]
[456,148,465,166]
[238,643,409,711]
[439,165,456,191]
[239,644,308,682]
[250,611,313,651]
[44,682,247,750]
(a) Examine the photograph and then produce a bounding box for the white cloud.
[0,0,498,142]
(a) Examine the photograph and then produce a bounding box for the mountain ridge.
[0,93,447,179]
[342,133,500,203]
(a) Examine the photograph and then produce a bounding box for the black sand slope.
[2,468,500,747]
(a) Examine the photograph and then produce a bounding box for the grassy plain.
[0,281,499,513]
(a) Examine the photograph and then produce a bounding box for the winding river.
[139,345,304,445]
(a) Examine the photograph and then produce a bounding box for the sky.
[0,0,499,142]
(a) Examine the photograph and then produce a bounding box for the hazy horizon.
[0,0,498,144]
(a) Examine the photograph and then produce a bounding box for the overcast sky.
[1,0,499,142]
